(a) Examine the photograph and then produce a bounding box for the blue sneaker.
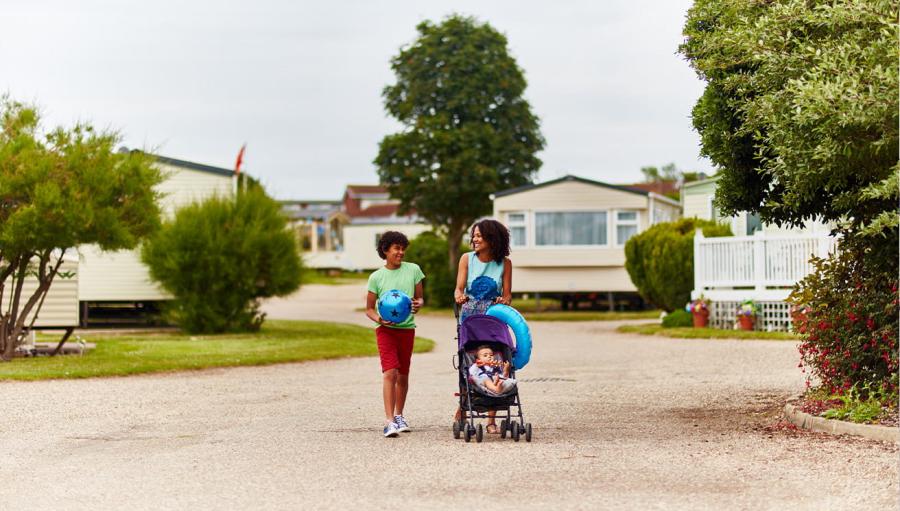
[383,421,400,438]
[394,415,410,433]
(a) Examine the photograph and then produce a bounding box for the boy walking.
[365,231,425,438]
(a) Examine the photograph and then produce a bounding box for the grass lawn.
[3,320,434,381]
[617,323,798,340]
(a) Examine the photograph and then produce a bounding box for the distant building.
[492,174,681,308]
[289,185,429,271]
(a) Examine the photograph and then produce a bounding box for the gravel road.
[0,283,895,510]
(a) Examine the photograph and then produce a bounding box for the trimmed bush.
[141,188,302,333]
[662,309,693,328]
[625,218,731,312]
[790,236,898,396]
[404,231,468,308]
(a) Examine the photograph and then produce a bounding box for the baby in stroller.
[468,345,517,396]
[453,313,531,443]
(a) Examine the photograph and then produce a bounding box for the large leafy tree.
[0,99,162,359]
[680,0,898,236]
[375,14,545,271]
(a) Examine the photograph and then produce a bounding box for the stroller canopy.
[459,314,515,351]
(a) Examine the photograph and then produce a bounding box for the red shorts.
[376,326,415,374]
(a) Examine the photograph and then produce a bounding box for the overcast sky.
[2,0,712,200]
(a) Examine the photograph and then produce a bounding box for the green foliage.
[681,0,898,234]
[375,14,544,269]
[0,98,162,358]
[790,236,898,394]
[821,383,895,424]
[4,320,436,381]
[624,218,731,312]
[404,231,468,308]
[142,188,302,333]
[617,324,797,341]
[662,309,693,328]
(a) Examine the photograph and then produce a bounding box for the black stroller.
[452,308,532,443]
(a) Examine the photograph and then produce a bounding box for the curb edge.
[783,403,899,443]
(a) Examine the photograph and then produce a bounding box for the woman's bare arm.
[454,254,469,304]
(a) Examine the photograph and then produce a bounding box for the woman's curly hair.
[376,231,409,259]
[472,219,510,263]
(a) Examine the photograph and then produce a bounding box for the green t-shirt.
[367,262,425,329]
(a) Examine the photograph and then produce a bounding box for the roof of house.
[154,154,235,178]
[681,175,719,189]
[628,181,679,197]
[345,184,388,197]
[493,174,651,198]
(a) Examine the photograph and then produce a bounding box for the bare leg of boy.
[394,373,409,416]
[383,369,398,424]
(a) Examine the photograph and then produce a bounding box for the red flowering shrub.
[790,239,898,396]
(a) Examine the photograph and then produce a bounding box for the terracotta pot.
[738,315,755,331]
[692,310,709,328]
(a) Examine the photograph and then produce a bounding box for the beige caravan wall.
[78,165,233,302]
[77,245,169,301]
[513,266,636,293]
[343,223,431,271]
[156,163,234,219]
[13,259,80,327]
[494,180,646,212]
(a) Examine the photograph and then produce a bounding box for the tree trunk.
[447,222,466,277]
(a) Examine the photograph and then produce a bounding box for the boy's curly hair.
[472,219,510,263]
[376,231,409,259]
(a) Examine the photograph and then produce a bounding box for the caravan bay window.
[535,211,607,246]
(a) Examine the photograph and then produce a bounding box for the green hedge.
[624,218,731,312]
[662,309,693,328]
[141,188,302,333]
[404,231,468,308]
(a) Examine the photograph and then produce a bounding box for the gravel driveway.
[0,283,895,510]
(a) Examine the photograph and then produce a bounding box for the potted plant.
[736,300,760,330]
[686,296,711,328]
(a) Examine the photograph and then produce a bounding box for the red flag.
[234,144,246,175]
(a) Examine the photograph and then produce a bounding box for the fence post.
[754,230,766,291]
[693,229,704,296]
[817,234,831,259]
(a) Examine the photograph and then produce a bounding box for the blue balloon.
[378,289,412,324]
[486,304,532,370]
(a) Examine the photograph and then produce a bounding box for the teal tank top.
[466,251,505,298]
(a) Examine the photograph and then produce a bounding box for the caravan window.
[506,212,527,246]
[615,211,639,246]
[535,211,607,246]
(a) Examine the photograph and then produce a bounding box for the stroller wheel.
[500,419,508,439]
[464,423,473,443]
[476,424,484,443]
[452,421,461,439]
[512,421,521,442]
[525,423,533,442]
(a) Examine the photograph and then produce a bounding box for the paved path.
[0,284,896,510]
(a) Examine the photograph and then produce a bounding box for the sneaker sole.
[397,427,411,433]
[384,430,399,438]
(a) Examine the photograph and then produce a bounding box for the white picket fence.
[692,231,838,331]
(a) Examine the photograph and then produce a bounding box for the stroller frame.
[452,304,532,443]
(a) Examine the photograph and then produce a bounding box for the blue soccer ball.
[378,289,412,324]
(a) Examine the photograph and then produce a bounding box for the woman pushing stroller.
[454,219,513,434]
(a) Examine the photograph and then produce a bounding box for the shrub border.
[783,403,898,443]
